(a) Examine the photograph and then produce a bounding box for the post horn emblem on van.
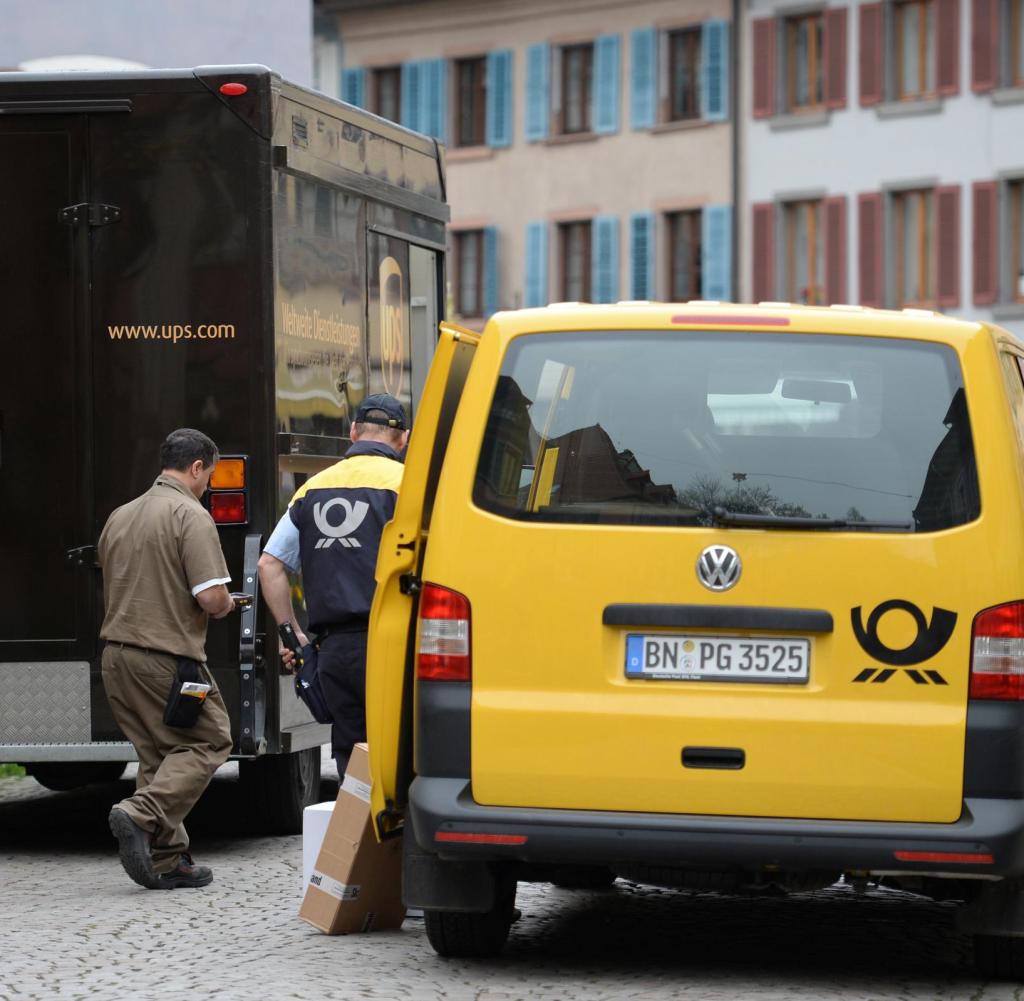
[696,545,742,592]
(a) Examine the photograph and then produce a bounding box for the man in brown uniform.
[99,428,237,890]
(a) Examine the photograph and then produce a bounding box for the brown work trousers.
[101,645,232,873]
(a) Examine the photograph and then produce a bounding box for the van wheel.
[424,880,517,958]
[239,748,320,835]
[974,934,1024,980]
[550,865,616,890]
[25,762,126,791]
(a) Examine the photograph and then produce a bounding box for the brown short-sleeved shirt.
[98,475,230,662]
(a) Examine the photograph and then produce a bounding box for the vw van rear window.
[472,331,979,532]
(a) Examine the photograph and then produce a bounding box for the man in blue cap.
[258,394,410,774]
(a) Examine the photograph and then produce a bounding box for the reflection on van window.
[472,331,980,531]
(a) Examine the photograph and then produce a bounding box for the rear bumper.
[409,777,1024,877]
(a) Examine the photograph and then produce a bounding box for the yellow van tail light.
[970,602,1024,700]
[417,583,471,681]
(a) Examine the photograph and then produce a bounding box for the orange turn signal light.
[211,458,246,490]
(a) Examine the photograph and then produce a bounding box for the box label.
[341,773,372,804]
[309,869,361,901]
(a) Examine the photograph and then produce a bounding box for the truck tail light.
[209,491,247,525]
[970,602,1024,700]
[417,583,471,681]
[211,457,246,489]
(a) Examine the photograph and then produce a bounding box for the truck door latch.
[66,545,98,568]
[59,203,122,227]
[399,574,422,595]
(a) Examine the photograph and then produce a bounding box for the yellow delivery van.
[367,302,1024,977]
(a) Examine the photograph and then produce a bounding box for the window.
[667,211,702,299]
[454,230,484,318]
[894,0,936,98]
[667,28,702,120]
[455,57,486,147]
[473,331,978,532]
[1010,180,1024,302]
[560,44,593,134]
[785,13,824,110]
[894,189,935,306]
[372,66,401,122]
[783,201,825,304]
[560,221,592,300]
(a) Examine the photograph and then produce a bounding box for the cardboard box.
[298,743,406,934]
[302,801,336,896]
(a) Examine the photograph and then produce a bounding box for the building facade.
[741,0,1024,337]
[317,0,736,326]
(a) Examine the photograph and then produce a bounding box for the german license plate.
[625,633,810,684]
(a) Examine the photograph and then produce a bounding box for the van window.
[472,331,979,532]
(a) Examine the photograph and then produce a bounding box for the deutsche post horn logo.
[379,256,405,398]
[851,599,957,665]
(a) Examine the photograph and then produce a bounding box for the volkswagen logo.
[697,545,742,592]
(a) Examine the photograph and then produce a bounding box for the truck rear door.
[366,323,479,838]
[0,116,94,660]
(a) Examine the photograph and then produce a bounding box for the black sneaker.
[157,854,213,889]
[108,807,158,889]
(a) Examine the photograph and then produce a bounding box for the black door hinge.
[399,574,422,595]
[59,203,121,227]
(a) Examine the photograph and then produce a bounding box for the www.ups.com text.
[107,324,237,343]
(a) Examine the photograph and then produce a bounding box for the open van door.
[366,322,480,839]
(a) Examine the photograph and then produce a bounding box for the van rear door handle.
[682,746,745,770]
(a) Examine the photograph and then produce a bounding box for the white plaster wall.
[335,0,733,316]
[741,0,1024,337]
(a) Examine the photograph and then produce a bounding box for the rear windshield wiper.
[710,506,912,531]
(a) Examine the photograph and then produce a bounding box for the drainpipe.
[731,0,741,302]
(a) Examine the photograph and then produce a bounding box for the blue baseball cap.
[354,393,410,430]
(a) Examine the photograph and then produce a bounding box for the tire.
[550,866,616,890]
[239,747,321,835]
[24,762,126,791]
[424,879,517,958]
[974,934,1024,981]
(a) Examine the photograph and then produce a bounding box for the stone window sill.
[650,117,715,134]
[446,145,495,163]
[544,131,600,147]
[992,86,1024,106]
[991,302,1024,320]
[768,109,830,131]
[875,97,943,119]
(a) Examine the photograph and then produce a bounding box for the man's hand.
[278,628,309,672]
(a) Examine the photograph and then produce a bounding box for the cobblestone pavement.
[0,761,1021,1001]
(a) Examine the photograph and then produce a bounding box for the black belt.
[316,621,368,640]
[107,640,181,660]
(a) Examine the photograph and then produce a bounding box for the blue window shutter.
[418,59,447,142]
[700,20,730,122]
[592,216,620,303]
[525,43,550,142]
[483,226,499,317]
[593,34,621,134]
[630,28,657,129]
[630,212,656,299]
[400,61,421,131]
[701,204,733,300]
[524,221,548,307]
[342,67,365,108]
[486,50,513,148]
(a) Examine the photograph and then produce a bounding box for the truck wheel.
[550,865,616,890]
[974,934,1024,980]
[239,748,321,835]
[24,762,126,791]
[423,879,517,958]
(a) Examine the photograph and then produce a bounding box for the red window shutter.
[824,196,848,304]
[859,3,884,106]
[824,8,849,109]
[972,180,999,304]
[753,18,777,119]
[971,0,998,92]
[858,192,883,307]
[936,0,961,95]
[936,185,961,307]
[752,202,775,301]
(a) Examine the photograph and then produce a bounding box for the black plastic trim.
[410,778,1024,876]
[604,604,834,632]
[415,681,471,778]
[964,700,1024,799]
[0,99,132,114]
